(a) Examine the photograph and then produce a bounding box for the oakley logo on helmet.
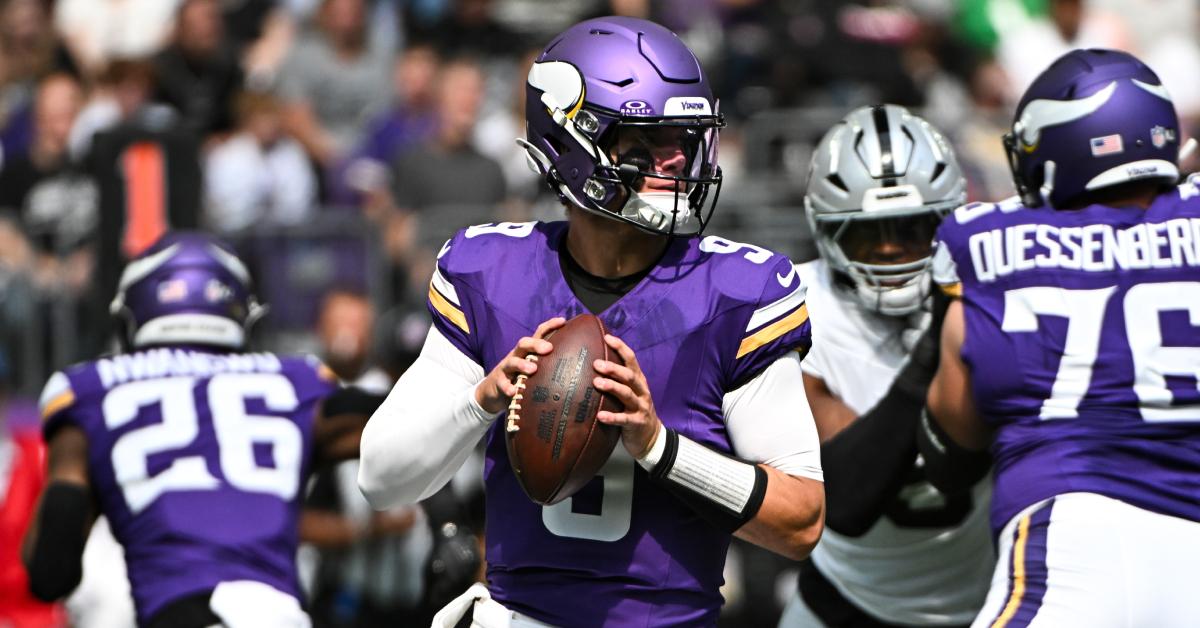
[620,100,653,115]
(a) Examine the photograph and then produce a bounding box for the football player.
[22,232,371,627]
[780,105,994,627]
[925,48,1200,626]
[357,16,825,627]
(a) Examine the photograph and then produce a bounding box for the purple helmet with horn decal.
[522,16,723,235]
[110,231,264,350]
[1004,48,1180,209]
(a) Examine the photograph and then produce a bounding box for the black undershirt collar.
[558,241,657,315]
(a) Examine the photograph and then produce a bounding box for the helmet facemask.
[584,116,723,235]
[811,206,950,316]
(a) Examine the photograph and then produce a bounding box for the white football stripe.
[746,282,807,332]
[431,267,460,305]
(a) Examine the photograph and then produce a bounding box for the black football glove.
[424,521,481,611]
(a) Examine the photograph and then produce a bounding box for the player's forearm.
[736,467,824,560]
[358,379,492,509]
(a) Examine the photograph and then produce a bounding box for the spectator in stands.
[54,0,179,79]
[0,0,76,160]
[223,0,297,86]
[409,0,519,59]
[0,73,94,317]
[154,0,244,142]
[995,0,1131,99]
[67,58,178,162]
[332,42,441,208]
[278,0,392,170]
[389,56,504,226]
[204,90,316,232]
[303,289,435,627]
[0,73,84,220]
[473,47,542,208]
[387,56,505,302]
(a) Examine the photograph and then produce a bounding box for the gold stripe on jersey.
[737,304,808,359]
[940,282,963,297]
[317,362,338,382]
[991,513,1032,628]
[429,282,469,334]
[41,390,75,422]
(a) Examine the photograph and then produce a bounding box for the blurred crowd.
[0,0,1198,625]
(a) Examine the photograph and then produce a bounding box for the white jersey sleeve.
[724,352,823,482]
[357,326,493,509]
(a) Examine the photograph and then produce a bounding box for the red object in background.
[0,430,66,628]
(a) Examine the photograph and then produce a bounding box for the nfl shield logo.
[1150,125,1175,149]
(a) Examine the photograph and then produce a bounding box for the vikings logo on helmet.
[1003,48,1181,209]
[110,232,264,350]
[521,16,724,237]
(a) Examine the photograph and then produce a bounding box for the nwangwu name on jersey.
[96,349,284,389]
[966,217,1200,282]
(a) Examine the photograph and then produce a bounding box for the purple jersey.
[38,349,337,625]
[427,221,810,627]
[932,180,1200,534]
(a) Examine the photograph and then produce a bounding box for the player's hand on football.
[475,317,566,415]
[593,334,662,459]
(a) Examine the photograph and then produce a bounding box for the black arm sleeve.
[821,382,924,537]
[321,386,387,417]
[917,409,991,496]
[821,319,941,538]
[26,482,92,601]
[419,484,481,611]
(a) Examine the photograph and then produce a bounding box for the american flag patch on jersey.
[1090,134,1123,156]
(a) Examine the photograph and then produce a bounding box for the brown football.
[505,313,623,505]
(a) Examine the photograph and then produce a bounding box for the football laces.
[506,354,539,432]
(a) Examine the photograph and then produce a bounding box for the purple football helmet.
[110,232,264,350]
[1004,48,1180,209]
[522,16,723,235]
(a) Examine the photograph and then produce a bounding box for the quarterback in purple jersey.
[923,49,1200,626]
[358,17,825,628]
[22,233,369,628]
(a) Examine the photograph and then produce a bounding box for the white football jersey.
[797,259,994,626]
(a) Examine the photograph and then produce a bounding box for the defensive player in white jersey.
[780,105,994,627]
[926,49,1200,626]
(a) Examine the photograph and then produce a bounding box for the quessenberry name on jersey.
[955,202,1200,282]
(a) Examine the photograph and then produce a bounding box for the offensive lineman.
[925,49,1200,626]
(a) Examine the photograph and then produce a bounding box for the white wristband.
[637,424,668,470]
